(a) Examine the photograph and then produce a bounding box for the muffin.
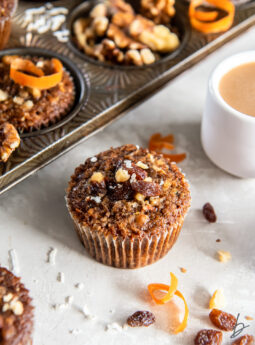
[66,144,191,269]
[0,267,34,345]
[0,0,17,50]
[0,55,75,132]
[0,122,20,162]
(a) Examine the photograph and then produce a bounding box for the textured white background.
[1,27,255,345]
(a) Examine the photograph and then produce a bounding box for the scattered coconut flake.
[57,272,65,283]
[8,249,20,275]
[90,196,101,204]
[52,296,73,311]
[130,173,137,183]
[90,157,97,163]
[82,305,96,320]
[69,328,82,335]
[124,160,132,168]
[136,145,140,150]
[75,283,84,290]
[47,247,57,265]
[21,4,69,42]
[159,179,164,186]
[105,322,123,332]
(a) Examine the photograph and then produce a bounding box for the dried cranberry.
[194,329,223,345]
[209,309,237,331]
[131,180,161,197]
[232,335,254,345]
[203,203,217,223]
[127,311,155,327]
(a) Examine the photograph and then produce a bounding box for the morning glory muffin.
[0,267,34,345]
[66,144,190,269]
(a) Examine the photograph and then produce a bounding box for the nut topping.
[90,172,104,183]
[0,123,21,163]
[115,168,130,182]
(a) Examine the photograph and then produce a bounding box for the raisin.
[232,335,254,345]
[107,180,134,201]
[209,309,237,331]
[194,329,223,345]
[131,181,161,197]
[126,163,147,181]
[127,311,155,327]
[203,203,217,223]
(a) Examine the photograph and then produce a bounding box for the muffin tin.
[0,0,255,194]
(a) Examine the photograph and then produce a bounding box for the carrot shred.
[147,273,189,333]
[189,0,235,34]
[148,272,178,304]
[148,133,186,163]
[194,10,218,22]
[10,57,63,90]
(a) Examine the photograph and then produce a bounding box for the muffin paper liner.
[67,199,184,269]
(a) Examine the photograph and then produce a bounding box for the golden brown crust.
[0,56,75,132]
[0,267,33,345]
[67,144,190,240]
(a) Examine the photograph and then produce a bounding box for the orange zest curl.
[147,272,189,334]
[9,57,63,90]
[189,0,235,34]
[149,133,186,163]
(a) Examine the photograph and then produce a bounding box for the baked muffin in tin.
[66,144,191,269]
[0,55,75,133]
[0,267,34,345]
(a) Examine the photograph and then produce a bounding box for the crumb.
[217,250,231,263]
[180,267,187,273]
[216,239,221,243]
[209,289,225,309]
[65,296,73,305]
[245,316,254,321]
[47,247,57,265]
[122,323,129,330]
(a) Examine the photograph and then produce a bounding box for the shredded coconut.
[90,196,101,203]
[8,249,20,275]
[124,160,132,168]
[82,305,96,320]
[105,322,123,332]
[47,247,57,265]
[75,283,84,290]
[57,272,65,283]
[69,329,82,335]
[90,157,98,163]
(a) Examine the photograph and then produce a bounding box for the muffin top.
[0,267,33,345]
[67,144,190,239]
[0,0,15,18]
[0,55,75,131]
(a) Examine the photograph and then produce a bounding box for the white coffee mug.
[201,51,255,178]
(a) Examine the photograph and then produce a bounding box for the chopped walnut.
[135,193,145,202]
[72,0,179,66]
[136,161,149,169]
[217,251,232,263]
[115,168,130,182]
[126,49,143,66]
[90,172,105,183]
[13,96,24,105]
[0,89,8,102]
[23,100,34,111]
[209,289,225,310]
[141,0,176,24]
[90,3,107,18]
[92,16,109,36]
[0,123,20,163]
[136,214,149,226]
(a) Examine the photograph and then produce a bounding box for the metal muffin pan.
[0,47,89,138]
[0,0,255,194]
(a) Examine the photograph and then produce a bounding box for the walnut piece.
[209,289,225,310]
[217,250,232,263]
[90,172,104,183]
[115,168,130,182]
[0,123,20,163]
[141,0,176,24]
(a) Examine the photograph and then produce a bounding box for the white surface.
[1,27,255,345]
[202,50,255,178]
